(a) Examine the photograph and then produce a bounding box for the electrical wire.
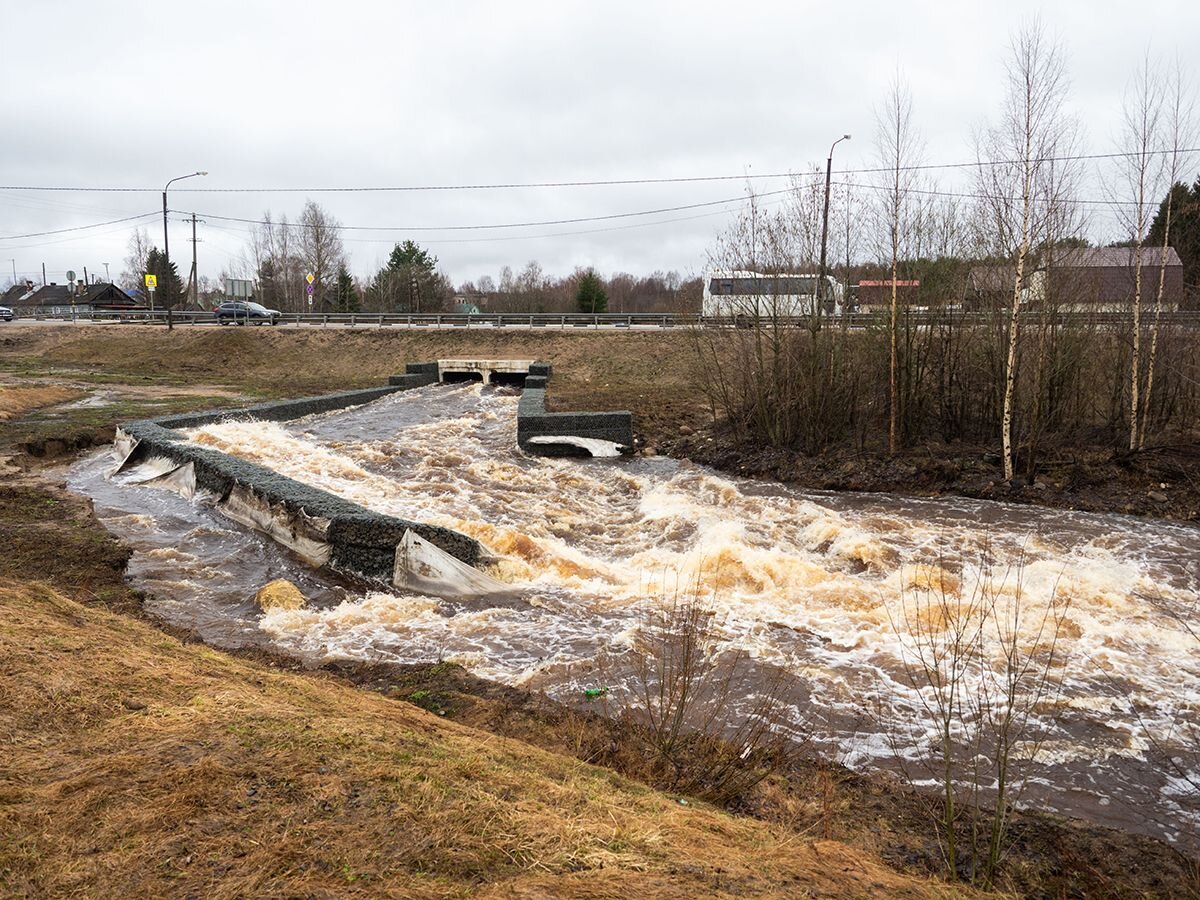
[193,187,798,233]
[0,212,160,242]
[198,196,759,246]
[0,148,1194,194]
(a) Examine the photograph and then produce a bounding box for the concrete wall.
[118,370,483,585]
[516,362,634,455]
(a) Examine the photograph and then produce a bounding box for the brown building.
[853,279,920,311]
[1051,246,1184,310]
[965,246,1184,311]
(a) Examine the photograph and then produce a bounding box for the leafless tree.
[695,177,862,453]
[604,587,801,805]
[874,72,923,455]
[248,212,305,312]
[1140,58,1196,448]
[118,227,154,291]
[1111,53,1165,450]
[975,19,1074,482]
[888,548,1069,885]
[298,200,346,312]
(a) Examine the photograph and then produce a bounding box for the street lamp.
[162,171,207,309]
[817,134,851,317]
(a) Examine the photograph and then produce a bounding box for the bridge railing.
[11,308,1200,329]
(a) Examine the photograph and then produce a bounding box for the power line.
[200,198,757,246]
[0,172,1173,256]
[830,180,1160,209]
[0,148,1195,194]
[193,187,799,233]
[0,211,159,242]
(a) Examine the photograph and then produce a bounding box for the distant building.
[702,270,846,316]
[854,279,920,312]
[1,280,139,315]
[965,246,1184,311]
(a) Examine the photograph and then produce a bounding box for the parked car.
[0,306,12,322]
[213,301,282,325]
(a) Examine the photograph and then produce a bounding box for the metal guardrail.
[12,308,1200,329]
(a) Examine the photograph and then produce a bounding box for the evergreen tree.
[335,264,360,313]
[1149,180,1200,304]
[143,247,185,308]
[575,269,608,313]
[368,240,445,312]
[387,240,438,273]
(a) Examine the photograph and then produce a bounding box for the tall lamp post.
[817,134,851,316]
[162,171,207,309]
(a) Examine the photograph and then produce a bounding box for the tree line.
[120,210,696,316]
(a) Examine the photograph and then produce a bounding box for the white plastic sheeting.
[109,427,141,476]
[218,483,333,567]
[525,435,626,458]
[120,456,198,498]
[393,529,512,597]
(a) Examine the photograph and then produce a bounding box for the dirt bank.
[661,426,1200,522]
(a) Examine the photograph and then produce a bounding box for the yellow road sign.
[306,273,315,285]
[144,274,158,289]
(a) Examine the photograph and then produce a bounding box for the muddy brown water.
[67,382,1200,845]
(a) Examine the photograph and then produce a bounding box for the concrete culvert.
[441,371,485,384]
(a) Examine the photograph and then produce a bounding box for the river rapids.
[67,382,1200,844]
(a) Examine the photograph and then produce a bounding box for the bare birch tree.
[1111,54,1165,451]
[976,20,1073,482]
[874,72,922,455]
[1140,58,1195,448]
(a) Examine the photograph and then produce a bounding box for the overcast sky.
[2,0,1196,288]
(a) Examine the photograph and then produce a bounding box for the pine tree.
[143,248,185,308]
[1150,180,1199,305]
[335,264,359,313]
[386,240,438,273]
[368,240,444,312]
[575,269,608,313]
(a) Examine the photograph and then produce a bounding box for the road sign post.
[144,273,157,313]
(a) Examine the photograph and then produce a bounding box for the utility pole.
[817,134,851,320]
[187,212,204,309]
[103,262,110,282]
[42,262,46,286]
[9,259,15,286]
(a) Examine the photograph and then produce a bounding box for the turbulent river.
[68,382,1200,844]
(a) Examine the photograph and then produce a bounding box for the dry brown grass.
[0,579,971,899]
[0,324,707,439]
[0,385,82,421]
